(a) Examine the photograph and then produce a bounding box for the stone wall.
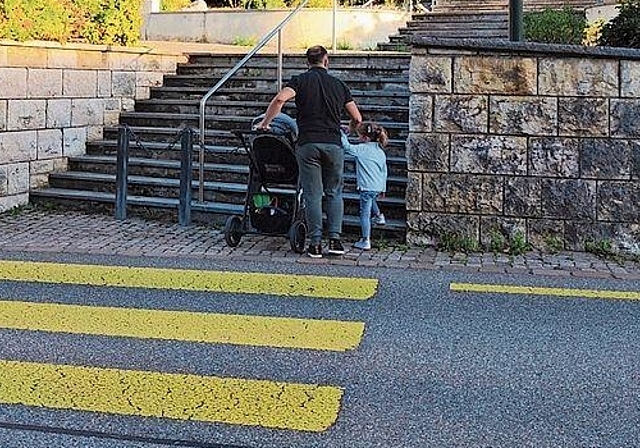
[0,41,185,212]
[407,38,640,254]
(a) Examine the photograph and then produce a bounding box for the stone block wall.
[407,38,640,254]
[0,41,185,212]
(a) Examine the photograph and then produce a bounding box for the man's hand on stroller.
[254,120,271,132]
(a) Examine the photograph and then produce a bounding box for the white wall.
[143,9,410,50]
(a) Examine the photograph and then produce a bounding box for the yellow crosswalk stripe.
[0,359,342,432]
[0,299,364,352]
[450,282,640,301]
[0,260,377,300]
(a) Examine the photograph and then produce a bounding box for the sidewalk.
[1,208,639,280]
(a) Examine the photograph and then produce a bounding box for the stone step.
[82,140,407,178]
[117,112,411,140]
[432,0,605,12]
[150,87,411,106]
[98,126,408,157]
[69,153,409,193]
[184,53,411,70]
[161,74,410,92]
[133,99,409,124]
[410,11,509,22]
[47,170,406,206]
[30,187,407,236]
[177,65,410,79]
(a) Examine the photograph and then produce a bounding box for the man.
[256,45,362,258]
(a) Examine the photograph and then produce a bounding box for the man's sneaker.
[306,244,323,258]
[353,238,371,250]
[372,213,386,226]
[327,239,346,255]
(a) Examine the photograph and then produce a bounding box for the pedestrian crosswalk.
[450,282,640,301]
[0,260,378,300]
[0,260,378,432]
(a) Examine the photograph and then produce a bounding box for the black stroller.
[224,114,307,253]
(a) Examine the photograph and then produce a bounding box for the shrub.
[523,7,586,45]
[77,0,141,46]
[0,0,141,45]
[598,0,640,48]
[0,0,73,41]
[161,0,193,11]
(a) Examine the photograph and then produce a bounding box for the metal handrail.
[197,0,314,201]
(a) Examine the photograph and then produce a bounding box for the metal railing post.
[179,128,193,226]
[115,126,129,221]
[509,0,524,42]
[277,29,283,90]
[332,0,337,52]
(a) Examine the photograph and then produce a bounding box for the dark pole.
[509,0,524,42]
[178,128,193,226]
[115,126,129,221]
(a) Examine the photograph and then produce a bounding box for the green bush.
[79,0,141,45]
[161,0,193,11]
[0,0,73,41]
[0,0,141,45]
[598,0,640,48]
[523,7,586,45]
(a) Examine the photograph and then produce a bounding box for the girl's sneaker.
[353,238,371,250]
[372,213,386,226]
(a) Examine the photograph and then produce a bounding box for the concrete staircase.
[378,0,618,51]
[30,52,411,240]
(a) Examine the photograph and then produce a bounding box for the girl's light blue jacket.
[341,132,388,193]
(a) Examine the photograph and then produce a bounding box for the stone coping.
[411,36,640,60]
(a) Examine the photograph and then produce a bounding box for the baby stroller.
[224,114,307,253]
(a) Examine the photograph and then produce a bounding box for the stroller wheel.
[224,215,243,247]
[289,220,307,254]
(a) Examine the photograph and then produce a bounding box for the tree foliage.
[523,7,586,45]
[598,0,640,48]
[0,0,141,45]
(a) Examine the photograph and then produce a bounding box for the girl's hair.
[356,122,388,148]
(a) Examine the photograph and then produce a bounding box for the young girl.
[341,122,388,250]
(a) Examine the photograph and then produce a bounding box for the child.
[341,122,388,250]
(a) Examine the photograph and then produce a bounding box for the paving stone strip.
[0,209,639,280]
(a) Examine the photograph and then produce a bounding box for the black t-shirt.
[285,66,353,146]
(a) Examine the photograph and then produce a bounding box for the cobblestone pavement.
[1,209,639,281]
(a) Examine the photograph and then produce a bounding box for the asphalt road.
[0,251,638,448]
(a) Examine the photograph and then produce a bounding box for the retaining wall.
[0,41,186,212]
[142,9,410,51]
[407,37,640,254]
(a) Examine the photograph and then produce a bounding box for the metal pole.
[115,126,129,221]
[277,29,283,91]
[332,0,337,53]
[179,128,193,226]
[509,0,523,42]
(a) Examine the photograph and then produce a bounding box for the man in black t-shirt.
[256,45,362,258]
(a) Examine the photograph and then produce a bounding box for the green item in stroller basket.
[253,193,273,208]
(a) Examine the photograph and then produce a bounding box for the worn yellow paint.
[0,260,377,300]
[0,359,342,432]
[450,282,640,301]
[0,300,364,352]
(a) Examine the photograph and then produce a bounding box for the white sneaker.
[353,239,371,250]
[372,213,386,226]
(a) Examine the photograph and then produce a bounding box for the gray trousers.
[296,142,344,245]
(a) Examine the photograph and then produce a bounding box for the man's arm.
[345,100,362,133]
[255,87,296,129]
